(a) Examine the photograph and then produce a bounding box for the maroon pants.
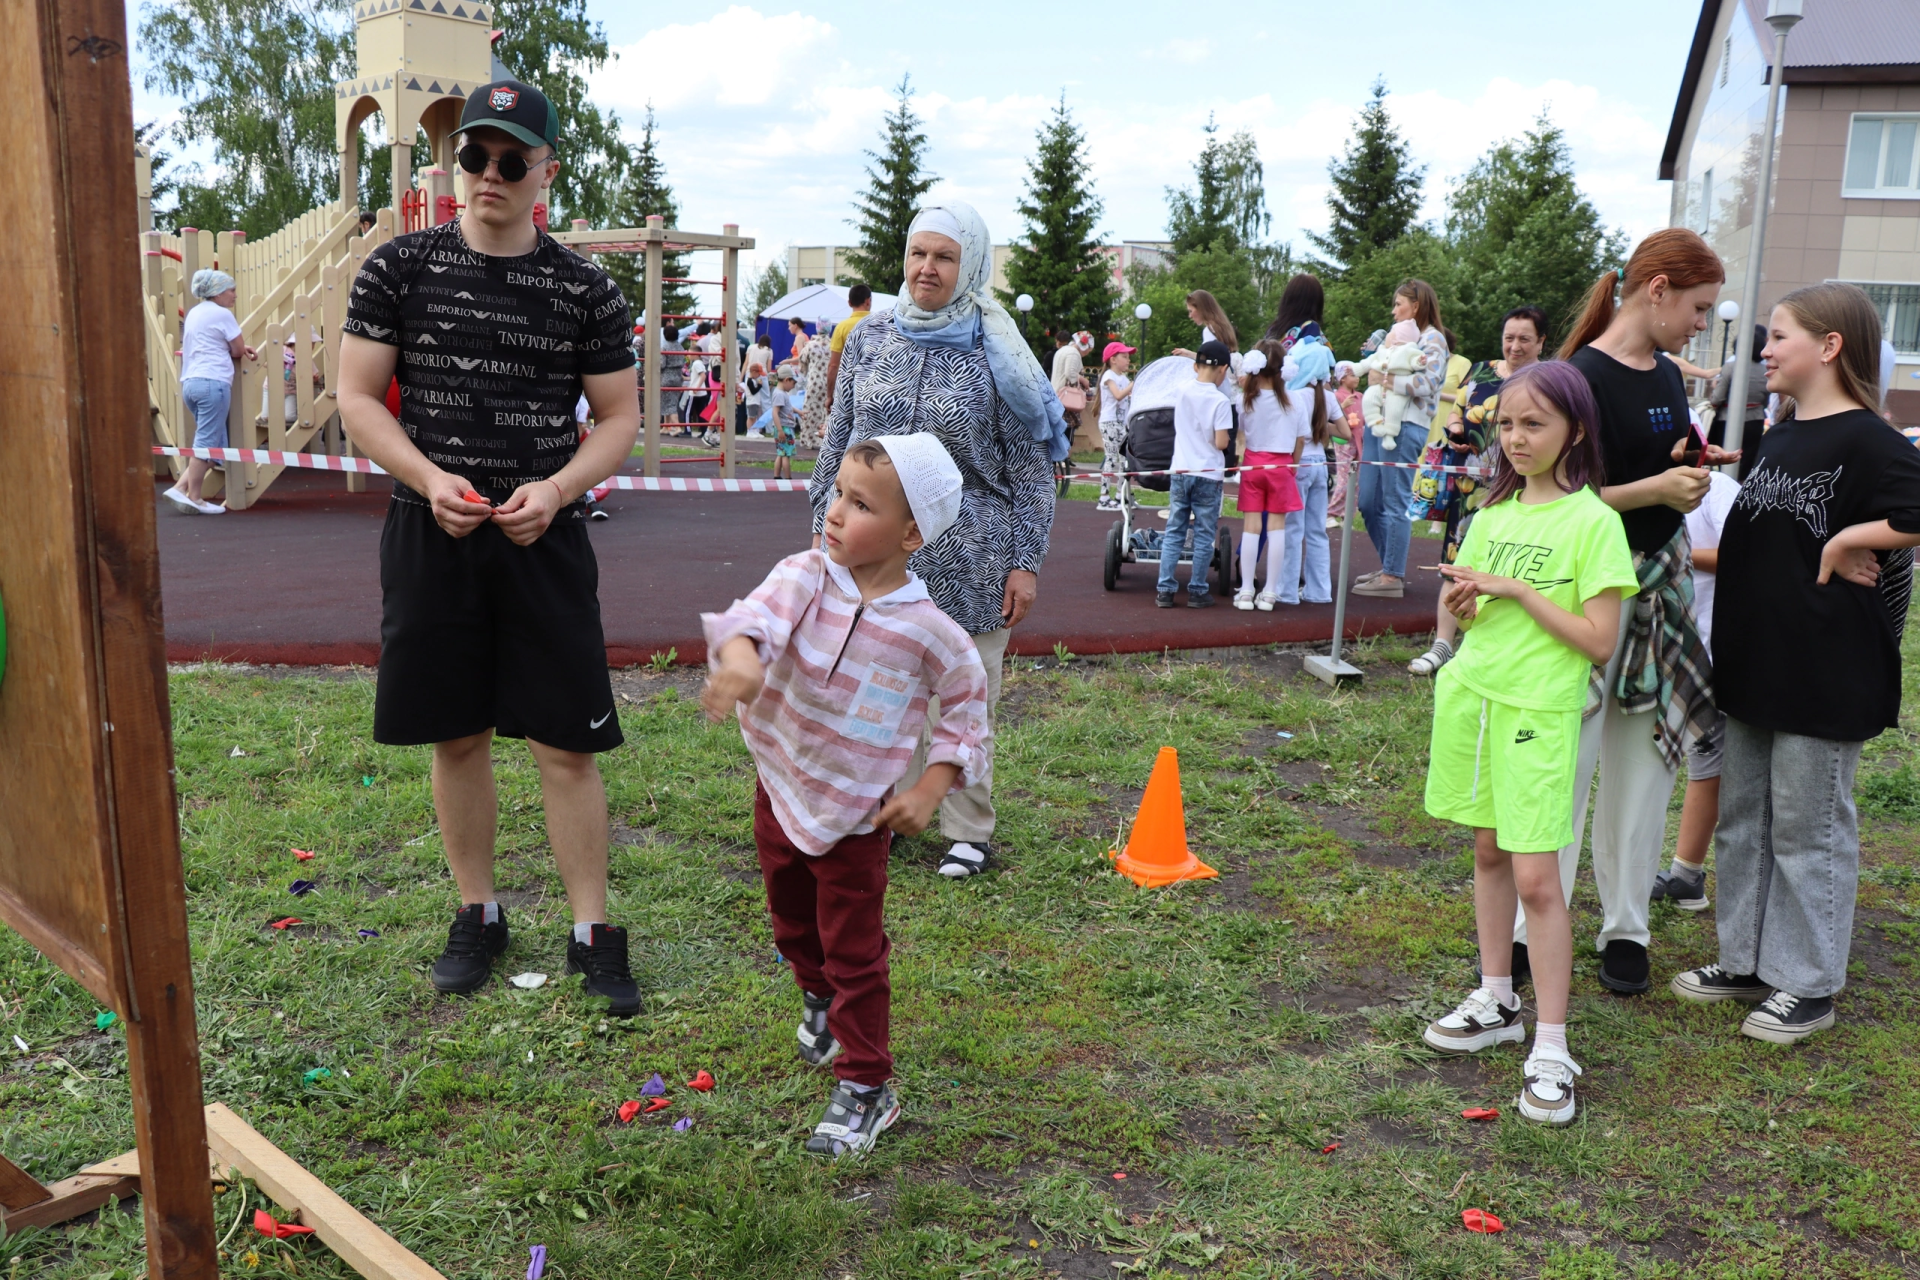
[754,780,893,1086]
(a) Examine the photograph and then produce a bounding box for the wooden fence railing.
[144,207,394,506]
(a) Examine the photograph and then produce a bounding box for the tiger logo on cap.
[489,87,519,111]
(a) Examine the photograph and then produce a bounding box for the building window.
[1719,37,1729,88]
[1843,115,1920,197]
[1855,283,1920,354]
[1699,169,1715,235]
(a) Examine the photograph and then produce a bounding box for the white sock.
[1238,533,1261,589]
[1533,1022,1568,1057]
[1673,856,1704,874]
[1263,531,1288,597]
[1429,637,1454,659]
[572,921,602,943]
[1484,974,1516,1009]
[472,901,500,925]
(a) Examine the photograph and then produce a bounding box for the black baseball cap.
[459,79,560,150]
[1196,339,1232,367]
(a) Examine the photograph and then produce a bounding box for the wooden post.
[642,216,663,479]
[0,0,218,1273]
[720,226,739,480]
[220,229,257,508]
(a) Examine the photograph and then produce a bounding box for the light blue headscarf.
[191,268,236,300]
[892,202,1071,462]
[1285,339,1335,390]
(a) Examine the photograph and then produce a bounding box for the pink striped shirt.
[702,550,989,855]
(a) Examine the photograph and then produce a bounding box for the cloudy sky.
[132,0,1705,289]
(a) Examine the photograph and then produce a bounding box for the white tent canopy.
[757,283,899,325]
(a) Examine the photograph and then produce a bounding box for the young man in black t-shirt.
[338,79,644,1015]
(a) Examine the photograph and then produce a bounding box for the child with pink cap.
[1096,341,1135,510]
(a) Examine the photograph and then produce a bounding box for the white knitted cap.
[871,433,963,548]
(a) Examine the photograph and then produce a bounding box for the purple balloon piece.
[357,929,380,939]
[527,1244,546,1280]
[289,880,316,896]
[672,1116,693,1132]
[639,1072,666,1096]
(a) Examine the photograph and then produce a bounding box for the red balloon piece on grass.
[254,1210,315,1239]
[1461,1107,1500,1121]
[686,1070,715,1092]
[642,1097,673,1114]
[617,1100,641,1124]
[1461,1209,1504,1234]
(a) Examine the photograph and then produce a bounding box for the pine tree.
[600,107,694,322]
[1307,79,1425,275]
[1444,114,1627,358]
[841,76,937,292]
[1166,117,1238,257]
[749,257,790,317]
[998,95,1115,364]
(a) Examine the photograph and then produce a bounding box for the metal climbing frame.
[550,214,756,479]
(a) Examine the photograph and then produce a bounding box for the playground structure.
[139,0,753,506]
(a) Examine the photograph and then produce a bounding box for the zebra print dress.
[808,311,1057,637]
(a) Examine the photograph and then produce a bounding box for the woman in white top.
[1171,291,1240,380]
[1096,340,1135,510]
[166,268,257,515]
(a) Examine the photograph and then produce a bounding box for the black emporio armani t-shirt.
[343,221,634,516]
[1568,345,1693,554]
[1714,408,1920,742]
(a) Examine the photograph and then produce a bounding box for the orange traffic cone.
[1111,746,1217,887]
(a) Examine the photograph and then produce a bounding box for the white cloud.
[1160,38,1211,65]
[587,7,837,114]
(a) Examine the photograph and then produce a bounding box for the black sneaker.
[430,904,509,994]
[804,1080,900,1158]
[797,990,841,1067]
[1599,939,1651,994]
[1651,867,1709,911]
[1741,991,1835,1045]
[937,841,992,878]
[1477,941,1532,990]
[1187,592,1216,609]
[1155,592,1176,608]
[566,924,641,1018]
[1671,963,1771,1004]
[589,508,610,521]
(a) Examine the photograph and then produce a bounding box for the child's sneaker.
[1233,587,1256,610]
[1741,991,1835,1045]
[804,1080,900,1157]
[1516,1046,1581,1125]
[430,904,509,994]
[1422,987,1525,1054]
[939,842,993,878]
[1670,963,1770,1004]
[797,990,841,1066]
[565,924,641,1017]
[1651,867,1709,911]
[1254,592,1280,611]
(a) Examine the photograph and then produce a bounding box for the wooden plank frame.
[0,0,217,1274]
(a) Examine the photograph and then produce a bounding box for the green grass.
[4,633,1919,1279]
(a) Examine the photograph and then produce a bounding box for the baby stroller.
[1101,356,1232,593]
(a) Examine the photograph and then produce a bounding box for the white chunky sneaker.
[1517,1046,1582,1126]
[1422,987,1526,1055]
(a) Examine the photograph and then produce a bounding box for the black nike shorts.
[374,499,622,754]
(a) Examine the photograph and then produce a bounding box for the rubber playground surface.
[156,468,1440,666]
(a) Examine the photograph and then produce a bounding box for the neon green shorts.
[1424,669,1581,854]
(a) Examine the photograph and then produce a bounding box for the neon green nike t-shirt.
[1447,486,1639,712]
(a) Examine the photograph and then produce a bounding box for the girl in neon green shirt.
[1419,361,1639,1128]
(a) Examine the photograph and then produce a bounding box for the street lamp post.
[1134,302,1151,357]
[1721,0,1803,464]
[1015,293,1034,350]
[1717,298,1741,367]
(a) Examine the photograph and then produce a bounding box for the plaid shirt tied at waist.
[1586,522,1716,770]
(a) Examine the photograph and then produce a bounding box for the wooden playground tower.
[140,0,752,506]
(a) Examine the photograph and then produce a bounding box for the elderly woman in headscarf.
[795,315,835,450]
[164,268,257,515]
[809,201,1068,880]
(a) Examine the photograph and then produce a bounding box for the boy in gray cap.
[701,433,990,1157]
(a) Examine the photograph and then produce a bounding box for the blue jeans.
[1357,428,1415,578]
[1281,456,1331,603]
[182,377,232,450]
[1156,474,1222,597]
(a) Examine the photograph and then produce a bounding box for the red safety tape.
[152,446,811,492]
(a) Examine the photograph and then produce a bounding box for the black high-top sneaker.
[566,924,641,1017]
[430,904,509,994]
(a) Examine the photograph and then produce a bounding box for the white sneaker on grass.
[1517,1047,1582,1126]
[1422,987,1525,1054]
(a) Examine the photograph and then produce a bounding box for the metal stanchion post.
[1305,456,1364,687]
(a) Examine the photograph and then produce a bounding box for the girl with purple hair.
[1418,361,1640,1127]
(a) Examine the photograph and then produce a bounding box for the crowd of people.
[301,77,1918,1159]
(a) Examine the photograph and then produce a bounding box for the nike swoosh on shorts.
[590,710,612,729]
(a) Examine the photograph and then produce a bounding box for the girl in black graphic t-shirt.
[1511,229,1737,999]
[1672,283,1920,1046]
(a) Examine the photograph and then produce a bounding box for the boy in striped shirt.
[701,433,988,1157]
